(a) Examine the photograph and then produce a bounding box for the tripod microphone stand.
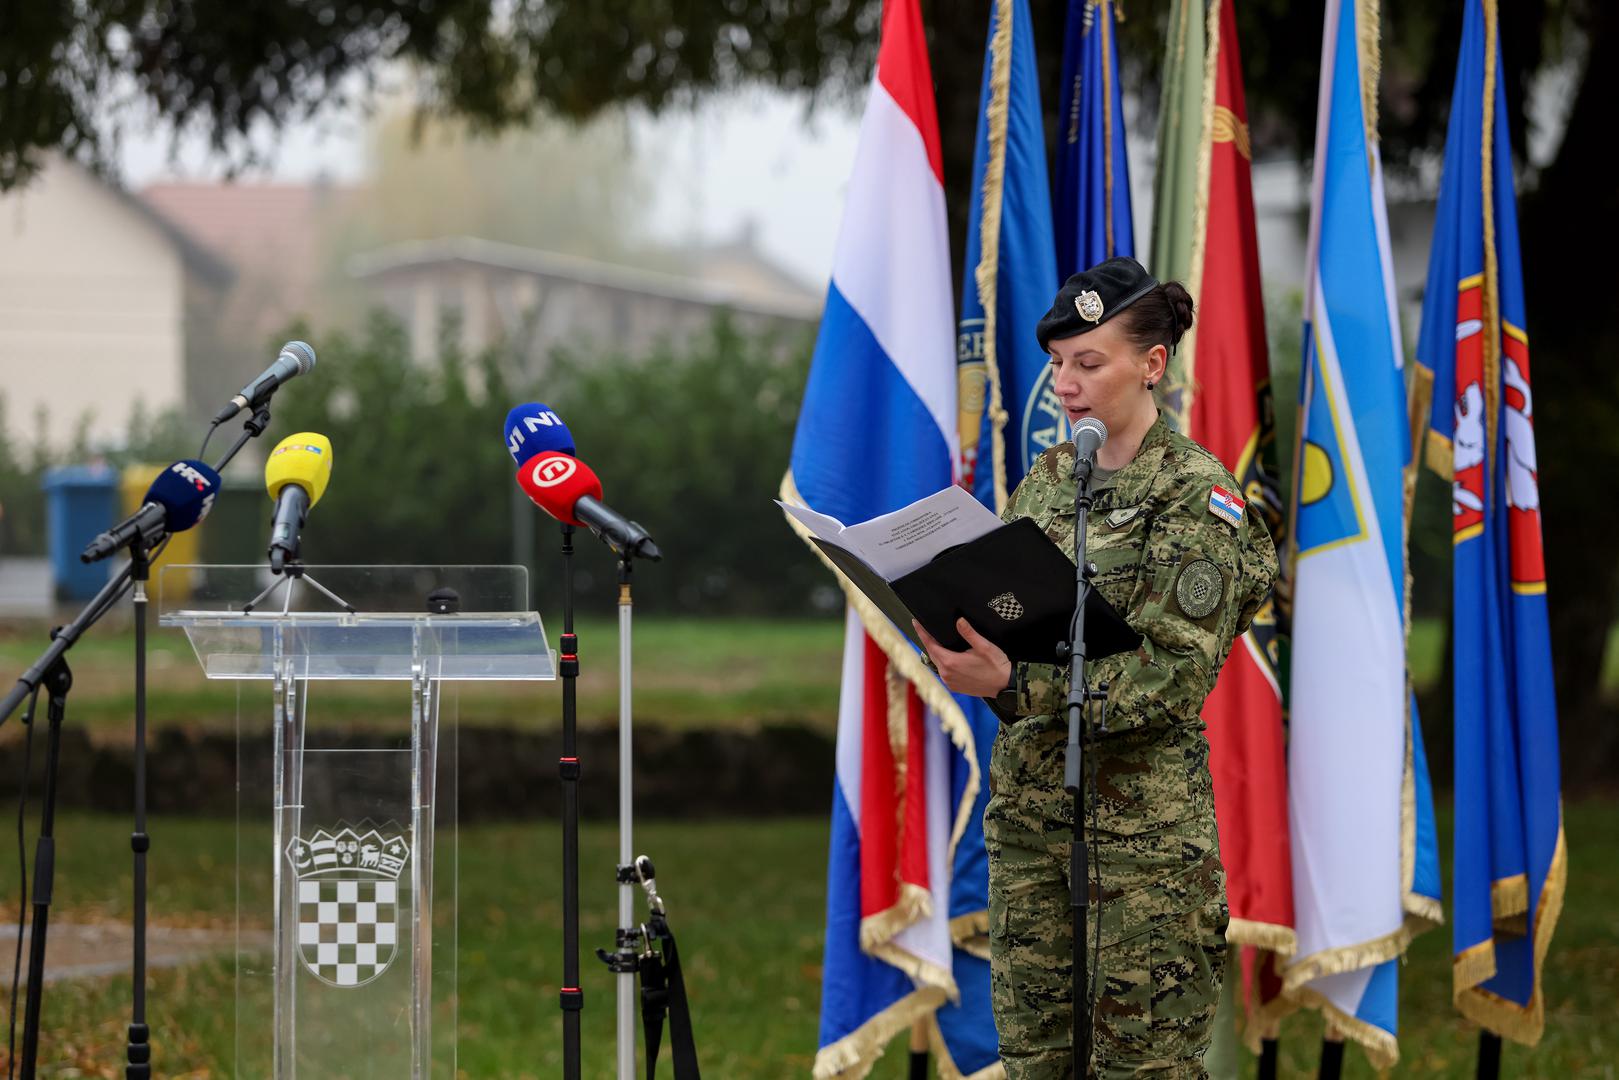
[555,524,583,1080]
[0,403,271,1078]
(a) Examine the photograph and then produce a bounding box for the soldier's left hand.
[914,618,1012,697]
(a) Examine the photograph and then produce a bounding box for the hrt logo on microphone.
[507,410,565,456]
[529,456,577,488]
[172,462,216,491]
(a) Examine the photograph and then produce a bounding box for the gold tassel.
[1480,0,1502,494]
[972,0,1016,516]
[860,882,934,954]
[812,986,951,1080]
[1491,874,1529,921]
[1291,985,1401,1069]
[1281,914,1429,994]
[1225,917,1298,956]
[1453,822,1568,1047]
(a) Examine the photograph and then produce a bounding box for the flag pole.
[1476,1031,1502,1080]
[908,1019,929,1079]
[1258,1037,1278,1080]
[1318,1031,1346,1080]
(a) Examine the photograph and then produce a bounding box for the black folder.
[811,516,1140,665]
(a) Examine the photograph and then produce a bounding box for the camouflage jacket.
[995,412,1278,850]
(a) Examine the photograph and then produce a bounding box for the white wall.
[0,157,186,451]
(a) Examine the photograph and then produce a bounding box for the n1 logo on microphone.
[528,456,577,488]
[507,410,565,456]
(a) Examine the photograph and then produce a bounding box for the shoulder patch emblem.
[1208,484,1245,528]
[1176,559,1224,620]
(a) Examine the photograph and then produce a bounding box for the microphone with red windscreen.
[517,452,661,561]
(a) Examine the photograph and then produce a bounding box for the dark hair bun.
[1162,281,1196,345]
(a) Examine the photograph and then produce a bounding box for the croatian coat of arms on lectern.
[286,823,411,988]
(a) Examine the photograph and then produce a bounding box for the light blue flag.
[1283,0,1441,1066]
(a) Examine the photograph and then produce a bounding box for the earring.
[1145,380,1157,390]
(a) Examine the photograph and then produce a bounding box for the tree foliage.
[544,315,822,613]
[0,1,877,191]
[261,310,821,615]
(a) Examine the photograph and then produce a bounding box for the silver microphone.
[213,340,317,424]
[1071,416,1108,481]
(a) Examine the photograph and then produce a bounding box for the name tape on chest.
[1207,485,1245,528]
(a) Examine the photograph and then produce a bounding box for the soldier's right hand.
[913,618,1012,697]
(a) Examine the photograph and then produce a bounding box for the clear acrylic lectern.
[160,565,554,1078]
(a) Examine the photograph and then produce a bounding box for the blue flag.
[937,0,1060,1073]
[1053,0,1135,276]
[1415,0,1565,1045]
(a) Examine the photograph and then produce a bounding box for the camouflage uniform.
[986,413,1277,1079]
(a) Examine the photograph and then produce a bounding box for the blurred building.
[0,155,233,451]
[347,230,822,376]
[139,178,357,414]
[1251,158,1436,342]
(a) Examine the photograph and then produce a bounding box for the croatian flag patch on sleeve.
[1208,485,1245,528]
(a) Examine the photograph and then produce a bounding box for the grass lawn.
[8,614,1601,740]
[0,799,1614,1077]
[0,616,849,737]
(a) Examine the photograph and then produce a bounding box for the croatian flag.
[783,1,998,1076]
[1282,0,1441,1066]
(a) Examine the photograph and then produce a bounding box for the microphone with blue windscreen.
[504,402,576,465]
[81,460,222,562]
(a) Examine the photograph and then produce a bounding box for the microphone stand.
[0,405,270,731]
[0,403,273,1078]
[126,535,152,1079]
[17,649,72,1080]
[556,525,583,1080]
[588,541,674,1080]
[1061,451,1107,1079]
[612,553,637,1080]
[209,403,274,474]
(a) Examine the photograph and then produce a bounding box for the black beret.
[1035,256,1160,351]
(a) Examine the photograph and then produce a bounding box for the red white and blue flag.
[782,2,999,1077]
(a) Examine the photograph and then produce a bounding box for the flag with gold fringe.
[1150,0,1297,1049]
[1414,0,1566,1046]
[1281,0,1443,1067]
[784,0,999,1075]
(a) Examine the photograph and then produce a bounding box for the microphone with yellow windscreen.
[265,433,333,572]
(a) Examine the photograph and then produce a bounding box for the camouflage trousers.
[985,743,1229,1077]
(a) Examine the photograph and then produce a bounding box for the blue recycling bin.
[43,465,119,601]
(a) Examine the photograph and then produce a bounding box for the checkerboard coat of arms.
[286,823,411,989]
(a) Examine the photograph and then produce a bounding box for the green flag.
[1150,0,1207,429]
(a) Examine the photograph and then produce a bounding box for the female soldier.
[916,257,1277,1078]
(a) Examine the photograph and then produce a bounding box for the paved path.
[0,922,266,984]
